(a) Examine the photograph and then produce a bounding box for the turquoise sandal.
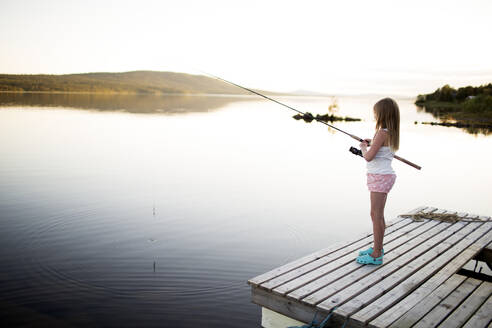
[358,247,384,256]
[356,253,383,265]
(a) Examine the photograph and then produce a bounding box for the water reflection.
[0,92,253,114]
[0,96,491,327]
[415,104,492,135]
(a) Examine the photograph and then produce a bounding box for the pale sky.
[1,0,492,95]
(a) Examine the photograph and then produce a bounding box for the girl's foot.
[356,253,383,265]
[358,247,384,256]
[371,250,382,258]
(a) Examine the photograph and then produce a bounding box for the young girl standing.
[356,98,400,265]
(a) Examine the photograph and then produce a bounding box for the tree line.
[416,83,492,114]
[416,83,492,103]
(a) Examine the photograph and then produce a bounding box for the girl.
[356,98,400,265]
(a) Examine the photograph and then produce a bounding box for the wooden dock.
[248,206,492,328]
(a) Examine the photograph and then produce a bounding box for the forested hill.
[0,71,271,95]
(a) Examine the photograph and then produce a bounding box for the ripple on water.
[0,203,256,316]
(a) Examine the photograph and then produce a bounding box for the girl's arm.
[360,130,387,162]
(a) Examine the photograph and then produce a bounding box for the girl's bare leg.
[370,192,387,258]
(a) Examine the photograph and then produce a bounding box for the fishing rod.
[202,72,421,170]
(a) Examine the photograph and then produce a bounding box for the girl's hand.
[362,129,387,162]
[364,138,372,145]
[360,141,368,157]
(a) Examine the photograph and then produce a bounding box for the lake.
[0,93,491,327]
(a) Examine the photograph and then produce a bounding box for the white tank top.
[367,147,395,174]
[366,129,395,174]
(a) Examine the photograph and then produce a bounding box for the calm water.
[0,93,491,327]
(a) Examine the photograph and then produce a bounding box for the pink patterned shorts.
[367,173,396,193]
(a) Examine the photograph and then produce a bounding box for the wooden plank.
[249,206,427,287]
[259,218,420,291]
[296,220,446,305]
[437,281,492,328]
[369,225,492,328]
[248,206,490,328]
[412,278,481,328]
[249,237,374,287]
[252,284,352,327]
[248,216,415,287]
[274,220,434,297]
[385,274,467,328]
[336,221,490,323]
[251,285,327,325]
[461,293,492,328]
[287,219,441,301]
[316,221,469,314]
[351,222,491,325]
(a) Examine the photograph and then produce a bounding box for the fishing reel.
[349,146,363,157]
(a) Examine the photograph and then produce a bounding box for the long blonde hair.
[374,98,400,152]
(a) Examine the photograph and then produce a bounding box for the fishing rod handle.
[394,155,422,170]
[350,135,363,143]
[351,134,372,146]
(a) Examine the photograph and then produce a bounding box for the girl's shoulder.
[376,128,389,136]
[378,128,390,137]
[375,129,389,146]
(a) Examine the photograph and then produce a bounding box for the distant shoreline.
[0,90,414,100]
[415,83,492,122]
[0,71,418,98]
[0,90,259,97]
[0,70,285,96]
[414,83,492,134]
